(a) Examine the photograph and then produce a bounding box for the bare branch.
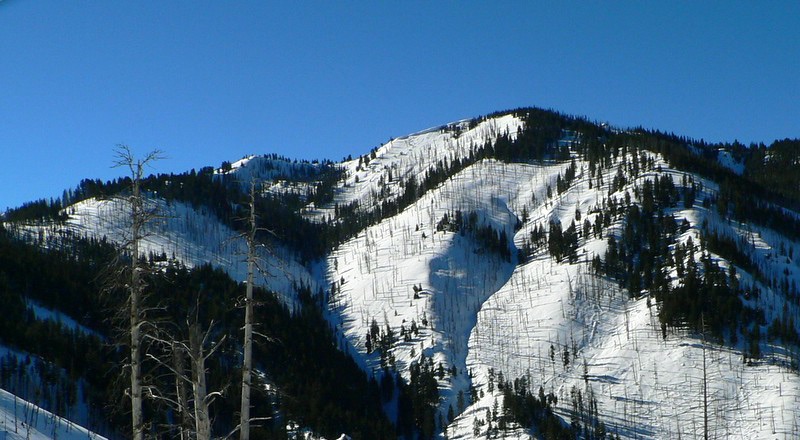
[144,354,192,384]
[203,335,227,361]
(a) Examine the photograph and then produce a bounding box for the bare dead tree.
[701,313,709,440]
[188,319,226,440]
[228,179,279,440]
[240,179,258,440]
[143,305,227,440]
[112,145,164,440]
[172,341,192,440]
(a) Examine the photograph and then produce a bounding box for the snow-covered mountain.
[304,115,800,439]
[3,108,799,439]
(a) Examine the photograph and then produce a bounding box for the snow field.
[324,159,545,418]
[0,383,105,440]
[15,196,314,307]
[453,151,800,439]
[320,124,800,439]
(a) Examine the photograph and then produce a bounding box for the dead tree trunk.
[240,180,257,440]
[146,313,225,440]
[130,162,144,440]
[115,145,162,440]
[189,323,212,440]
[172,342,191,440]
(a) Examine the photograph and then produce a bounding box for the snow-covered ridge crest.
[215,154,335,182]
[305,114,524,220]
[212,114,525,224]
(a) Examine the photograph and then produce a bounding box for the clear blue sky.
[1,1,798,211]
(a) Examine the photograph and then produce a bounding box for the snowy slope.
[26,300,100,337]
[717,148,745,175]
[316,117,800,439]
[308,115,524,221]
[322,159,555,415]
[217,155,327,183]
[0,387,106,440]
[456,153,800,439]
[215,155,331,201]
[14,196,314,306]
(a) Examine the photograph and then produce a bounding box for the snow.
[26,301,99,338]
[216,155,327,181]
[216,155,334,201]
[717,149,745,175]
[319,117,588,429]
[323,159,541,419]
[0,344,101,435]
[0,388,106,440]
[306,115,524,222]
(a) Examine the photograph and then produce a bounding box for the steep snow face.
[7,111,799,439]
[0,388,106,440]
[323,157,576,421]
[14,196,313,306]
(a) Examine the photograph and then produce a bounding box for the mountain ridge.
[2,106,799,439]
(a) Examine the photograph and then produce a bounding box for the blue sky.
[1,1,798,211]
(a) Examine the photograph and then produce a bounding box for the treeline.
[4,167,241,225]
[588,174,754,343]
[252,283,396,439]
[494,371,573,439]
[357,305,462,439]
[744,138,800,205]
[316,108,616,258]
[399,354,442,439]
[626,130,800,242]
[7,108,800,264]
[2,198,67,223]
[112,262,399,439]
[4,163,342,264]
[548,220,579,264]
[0,226,116,332]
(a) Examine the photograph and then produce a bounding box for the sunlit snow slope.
[316,116,800,439]
[14,196,312,306]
